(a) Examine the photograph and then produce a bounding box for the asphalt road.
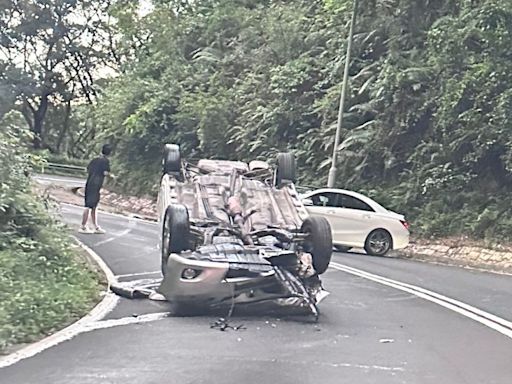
[1,177,512,383]
[32,174,86,188]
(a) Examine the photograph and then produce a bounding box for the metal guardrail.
[40,162,87,175]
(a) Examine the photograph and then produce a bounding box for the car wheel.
[163,143,182,174]
[275,152,296,187]
[301,216,333,274]
[334,245,352,253]
[161,204,190,275]
[364,229,392,256]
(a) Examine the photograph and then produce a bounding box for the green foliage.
[0,0,116,149]
[0,112,100,351]
[88,0,512,242]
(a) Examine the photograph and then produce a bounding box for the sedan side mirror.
[302,198,314,206]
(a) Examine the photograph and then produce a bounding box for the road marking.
[84,312,170,331]
[330,262,512,339]
[76,237,117,285]
[93,227,133,247]
[0,238,119,369]
[115,271,162,278]
[0,311,171,370]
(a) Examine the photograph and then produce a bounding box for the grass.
[0,209,102,354]
[0,115,102,354]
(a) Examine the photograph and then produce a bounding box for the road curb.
[394,249,512,276]
[0,237,119,369]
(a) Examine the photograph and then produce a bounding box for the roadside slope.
[0,119,103,354]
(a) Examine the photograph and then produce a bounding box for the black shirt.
[85,156,110,192]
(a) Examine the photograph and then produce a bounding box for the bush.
[0,112,100,351]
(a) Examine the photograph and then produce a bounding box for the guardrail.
[40,162,87,176]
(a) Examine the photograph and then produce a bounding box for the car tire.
[301,216,333,274]
[275,152,296,187]
[334,245,352,253]
[163,143,182,174]
[161,204,190,275]
[364,229,392,256]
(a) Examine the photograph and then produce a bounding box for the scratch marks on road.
[206,355,406,373]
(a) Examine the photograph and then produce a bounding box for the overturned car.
[155,144,333,319]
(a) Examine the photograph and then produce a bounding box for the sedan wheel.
[364,229,392,256]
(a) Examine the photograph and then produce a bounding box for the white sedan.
[301,188,409,256]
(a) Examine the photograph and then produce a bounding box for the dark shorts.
[84,187,100,208]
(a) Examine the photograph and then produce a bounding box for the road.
[1,177,512,383]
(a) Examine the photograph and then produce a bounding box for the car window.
[341,194,374,211]
[310,192,339,207]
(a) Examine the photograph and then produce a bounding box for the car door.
[335,194,377,247]
[304,192,353,245]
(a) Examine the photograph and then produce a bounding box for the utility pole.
[327,0,358,188]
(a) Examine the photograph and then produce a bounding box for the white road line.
[0,311,170,370]
[84,312,170,331]
[0,239,119,369]
[75,237,117,286]
[330,262,512,339]
[93,227,133,247]
[337,263,512,330]
[115,271,162,279]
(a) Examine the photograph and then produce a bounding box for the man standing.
[79,144,113,234]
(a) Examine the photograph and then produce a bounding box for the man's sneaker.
[78,226,92,234]
[94,226,106,234]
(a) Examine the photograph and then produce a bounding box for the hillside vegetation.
[86,0,512,241]
[2,0,511,242]
[0,112,100,352]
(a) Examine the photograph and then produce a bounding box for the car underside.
[120,144,334,319]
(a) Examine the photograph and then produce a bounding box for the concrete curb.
[394,248,512,276]
[0,237,119,369]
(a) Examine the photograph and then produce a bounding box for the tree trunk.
[32,95,49,149]
[21,100,35,132]
[56,100,72,153]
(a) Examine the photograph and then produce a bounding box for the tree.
[86,0,512,240]
[0,0,114,149]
